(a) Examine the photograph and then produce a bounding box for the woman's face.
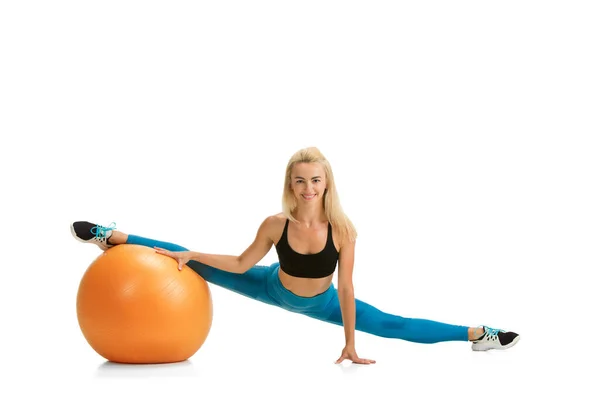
[290,162,327,204]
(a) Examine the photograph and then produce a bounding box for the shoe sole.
[70,223,109,251]
[472,335,520,351]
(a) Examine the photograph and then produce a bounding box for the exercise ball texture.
[76,244,212,364]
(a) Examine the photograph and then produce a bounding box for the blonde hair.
[282,147,357,244]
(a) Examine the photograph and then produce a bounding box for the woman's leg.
[123,233,279,306]
[309,290,470,343]
[261,266,469,343]
[72,221,283,306]
[75,223,279,307]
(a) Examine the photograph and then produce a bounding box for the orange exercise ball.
[76,244,213,364]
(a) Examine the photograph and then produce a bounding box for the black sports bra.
[275,219,339,278]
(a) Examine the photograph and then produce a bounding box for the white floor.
[2,1,599,399]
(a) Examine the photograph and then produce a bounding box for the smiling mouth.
[302,194,316,200]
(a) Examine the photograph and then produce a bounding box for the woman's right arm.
[187,216,276,274]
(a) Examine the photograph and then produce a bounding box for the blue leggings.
[127,234,470,343]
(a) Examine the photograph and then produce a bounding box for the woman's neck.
[292,206,327,227]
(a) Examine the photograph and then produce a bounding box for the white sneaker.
[70,221,117,251]
[471,326,520,351]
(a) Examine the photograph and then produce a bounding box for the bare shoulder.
[265,212,287,227]
[271,212,287,222]
[259,213,287,243]
[331,224,354,253]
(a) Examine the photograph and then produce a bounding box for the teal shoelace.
[91,222,116,239]
[484,326,502,338]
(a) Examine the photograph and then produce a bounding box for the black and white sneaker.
[471,326,520,351]
[70,221,117,251]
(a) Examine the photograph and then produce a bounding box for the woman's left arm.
[335,236,376,365]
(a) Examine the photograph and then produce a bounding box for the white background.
[1,1,599,399]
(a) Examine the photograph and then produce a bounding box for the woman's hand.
[335,345,376,365]
[154,247,192,271]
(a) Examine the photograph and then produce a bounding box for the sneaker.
[71,221,117,251]
[471,326,520,351]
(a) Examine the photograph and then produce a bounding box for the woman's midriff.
[277,267,333,298]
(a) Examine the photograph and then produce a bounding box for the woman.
[71,146,520,364]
